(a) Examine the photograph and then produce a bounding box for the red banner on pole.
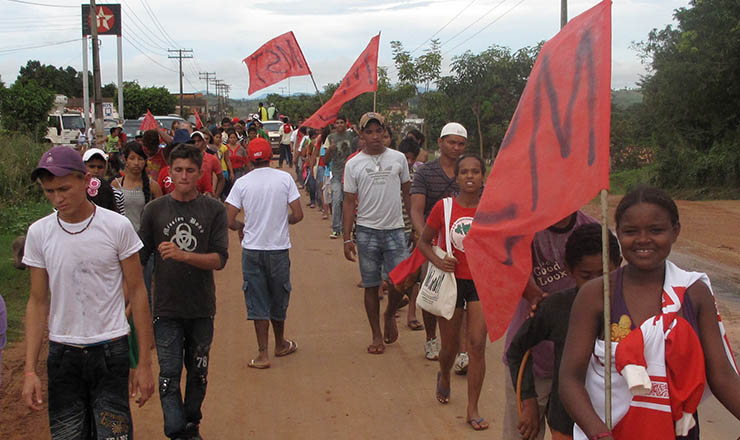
[139,110,158,132]
[194,111,203,130]
[302,34,380,129]
[243,31,312,95]
[464,0,612,341]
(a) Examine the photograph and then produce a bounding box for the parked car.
[261,121,283,155]
[121,115,186,140]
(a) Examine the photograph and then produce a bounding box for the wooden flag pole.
[309,73,324,105]
[601,188,612,429]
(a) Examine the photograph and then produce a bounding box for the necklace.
[57,204,96,235]
[370,150,384,172]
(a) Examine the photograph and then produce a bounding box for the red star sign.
[96,6,115,32]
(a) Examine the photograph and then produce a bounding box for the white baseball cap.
[440,122,467,139]
[82,148,108,162]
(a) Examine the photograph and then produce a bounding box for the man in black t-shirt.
[139,144,229,440]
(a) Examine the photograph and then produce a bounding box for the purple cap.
[31,146,87,180]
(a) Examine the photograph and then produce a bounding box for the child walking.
[560,186,740,440]
[417,153,489,431]
[507,223,622,440]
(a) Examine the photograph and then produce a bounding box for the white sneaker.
[454,352,469,375]
[425,337,440,360]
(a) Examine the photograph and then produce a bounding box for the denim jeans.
[154,317,214,439]
[355,226,408,288]
[315,166,325,210]
[278,143,292,167]
[242,249,292,321]
[306,172,316,205]
[47,337,132,440]
[330,177,344,233]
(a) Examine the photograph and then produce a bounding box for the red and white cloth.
[574,261,738,439]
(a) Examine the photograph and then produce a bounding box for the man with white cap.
[343,112,411,354]
[82,147,125,214]
[410,122,469,365]
[21,146,155,438]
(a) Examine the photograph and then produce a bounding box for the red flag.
[243,31,312,95]
[139,110,158,132]
[194,111,203,130]
[464,0,612,341]
[302,34,380,129]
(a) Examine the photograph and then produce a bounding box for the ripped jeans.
[154,317,214,439]
[47,337,131,440]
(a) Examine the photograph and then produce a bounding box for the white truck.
[45,95,86,148]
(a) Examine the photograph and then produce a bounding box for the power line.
[120,1,169,51]
[139,0,179,48]
[122,35,177,73]
[122,22,168,55]
[411,0,477,54]
[168,48,193,117]
[6,0,77,7]
[440,0,510,48]
[0,37,80,54]
[443,0,529,56]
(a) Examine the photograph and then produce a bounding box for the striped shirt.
[410,159,459,219]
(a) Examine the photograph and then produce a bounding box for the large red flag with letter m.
[464,0,612,341]
[302,34,380,129]
[243,31,312,95]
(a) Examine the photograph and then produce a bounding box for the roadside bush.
[0,133,47,207]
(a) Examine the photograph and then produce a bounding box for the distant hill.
[612,89,643,109]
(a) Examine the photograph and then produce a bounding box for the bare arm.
[416,223,456,272]
[690,281,740,418]
[159,130,173,144]
[410,193,427,237]
[288,198,303,224]
[149,179,163,199]
[120,254,155,407]
[225,149,234,176]
[226,202,244,242]
[22,267,50,411]
[401,181,412,223]
[342,191,357,262]
[559,278,613,439]
[157,242,223,270]
[214,170,225,198]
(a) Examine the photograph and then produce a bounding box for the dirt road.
[2,193,739,438]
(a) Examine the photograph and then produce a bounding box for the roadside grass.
[609,164,658,195]
[1,201,52,342]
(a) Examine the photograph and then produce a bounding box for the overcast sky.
[0,0,689,99]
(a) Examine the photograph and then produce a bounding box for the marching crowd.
[9,107,740,440]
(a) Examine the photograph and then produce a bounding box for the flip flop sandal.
[467,417,489,431]
[436,372,450,404]
[275,340,298,357]
[247,359,270,369]
[407,320,424,331]
[367,343,385,355]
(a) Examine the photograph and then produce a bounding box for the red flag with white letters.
[464,0,612,341]
[302,34,380,129]
[243,31,312,95]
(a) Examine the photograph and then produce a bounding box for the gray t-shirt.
[344,148,410,230]
[327,130,358,179]
[139,194,229,319]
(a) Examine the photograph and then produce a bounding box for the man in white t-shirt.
[343,112,411,354]
[225,138,304,369]
[21,146,154,438]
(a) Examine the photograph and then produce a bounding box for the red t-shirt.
[426,198,477,279]
[158,165,213,194]
[147,148,167,182]
[229,144,248,169]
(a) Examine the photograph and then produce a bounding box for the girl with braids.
[113,141,163,232]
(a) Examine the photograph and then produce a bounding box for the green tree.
[0,80,55,139]
[16,60,86,97]
[122,81,176,119]
[636,0,740,188]
[101,82,117,98]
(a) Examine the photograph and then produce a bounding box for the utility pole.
[211,79,223,118]
[168,48,193,117]
[198,72,215,97]
[560,0,567,29]
[90,0,104,147]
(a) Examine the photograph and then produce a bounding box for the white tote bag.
[416,197,457,320]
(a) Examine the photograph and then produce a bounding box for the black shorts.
[456,278,479,309]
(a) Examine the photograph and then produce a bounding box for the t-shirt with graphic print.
[426,198,476,279]
[343,148,410,230]
[327,130,358,180]
[139,194,229,319]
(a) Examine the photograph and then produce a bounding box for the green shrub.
[0,133,47,207]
